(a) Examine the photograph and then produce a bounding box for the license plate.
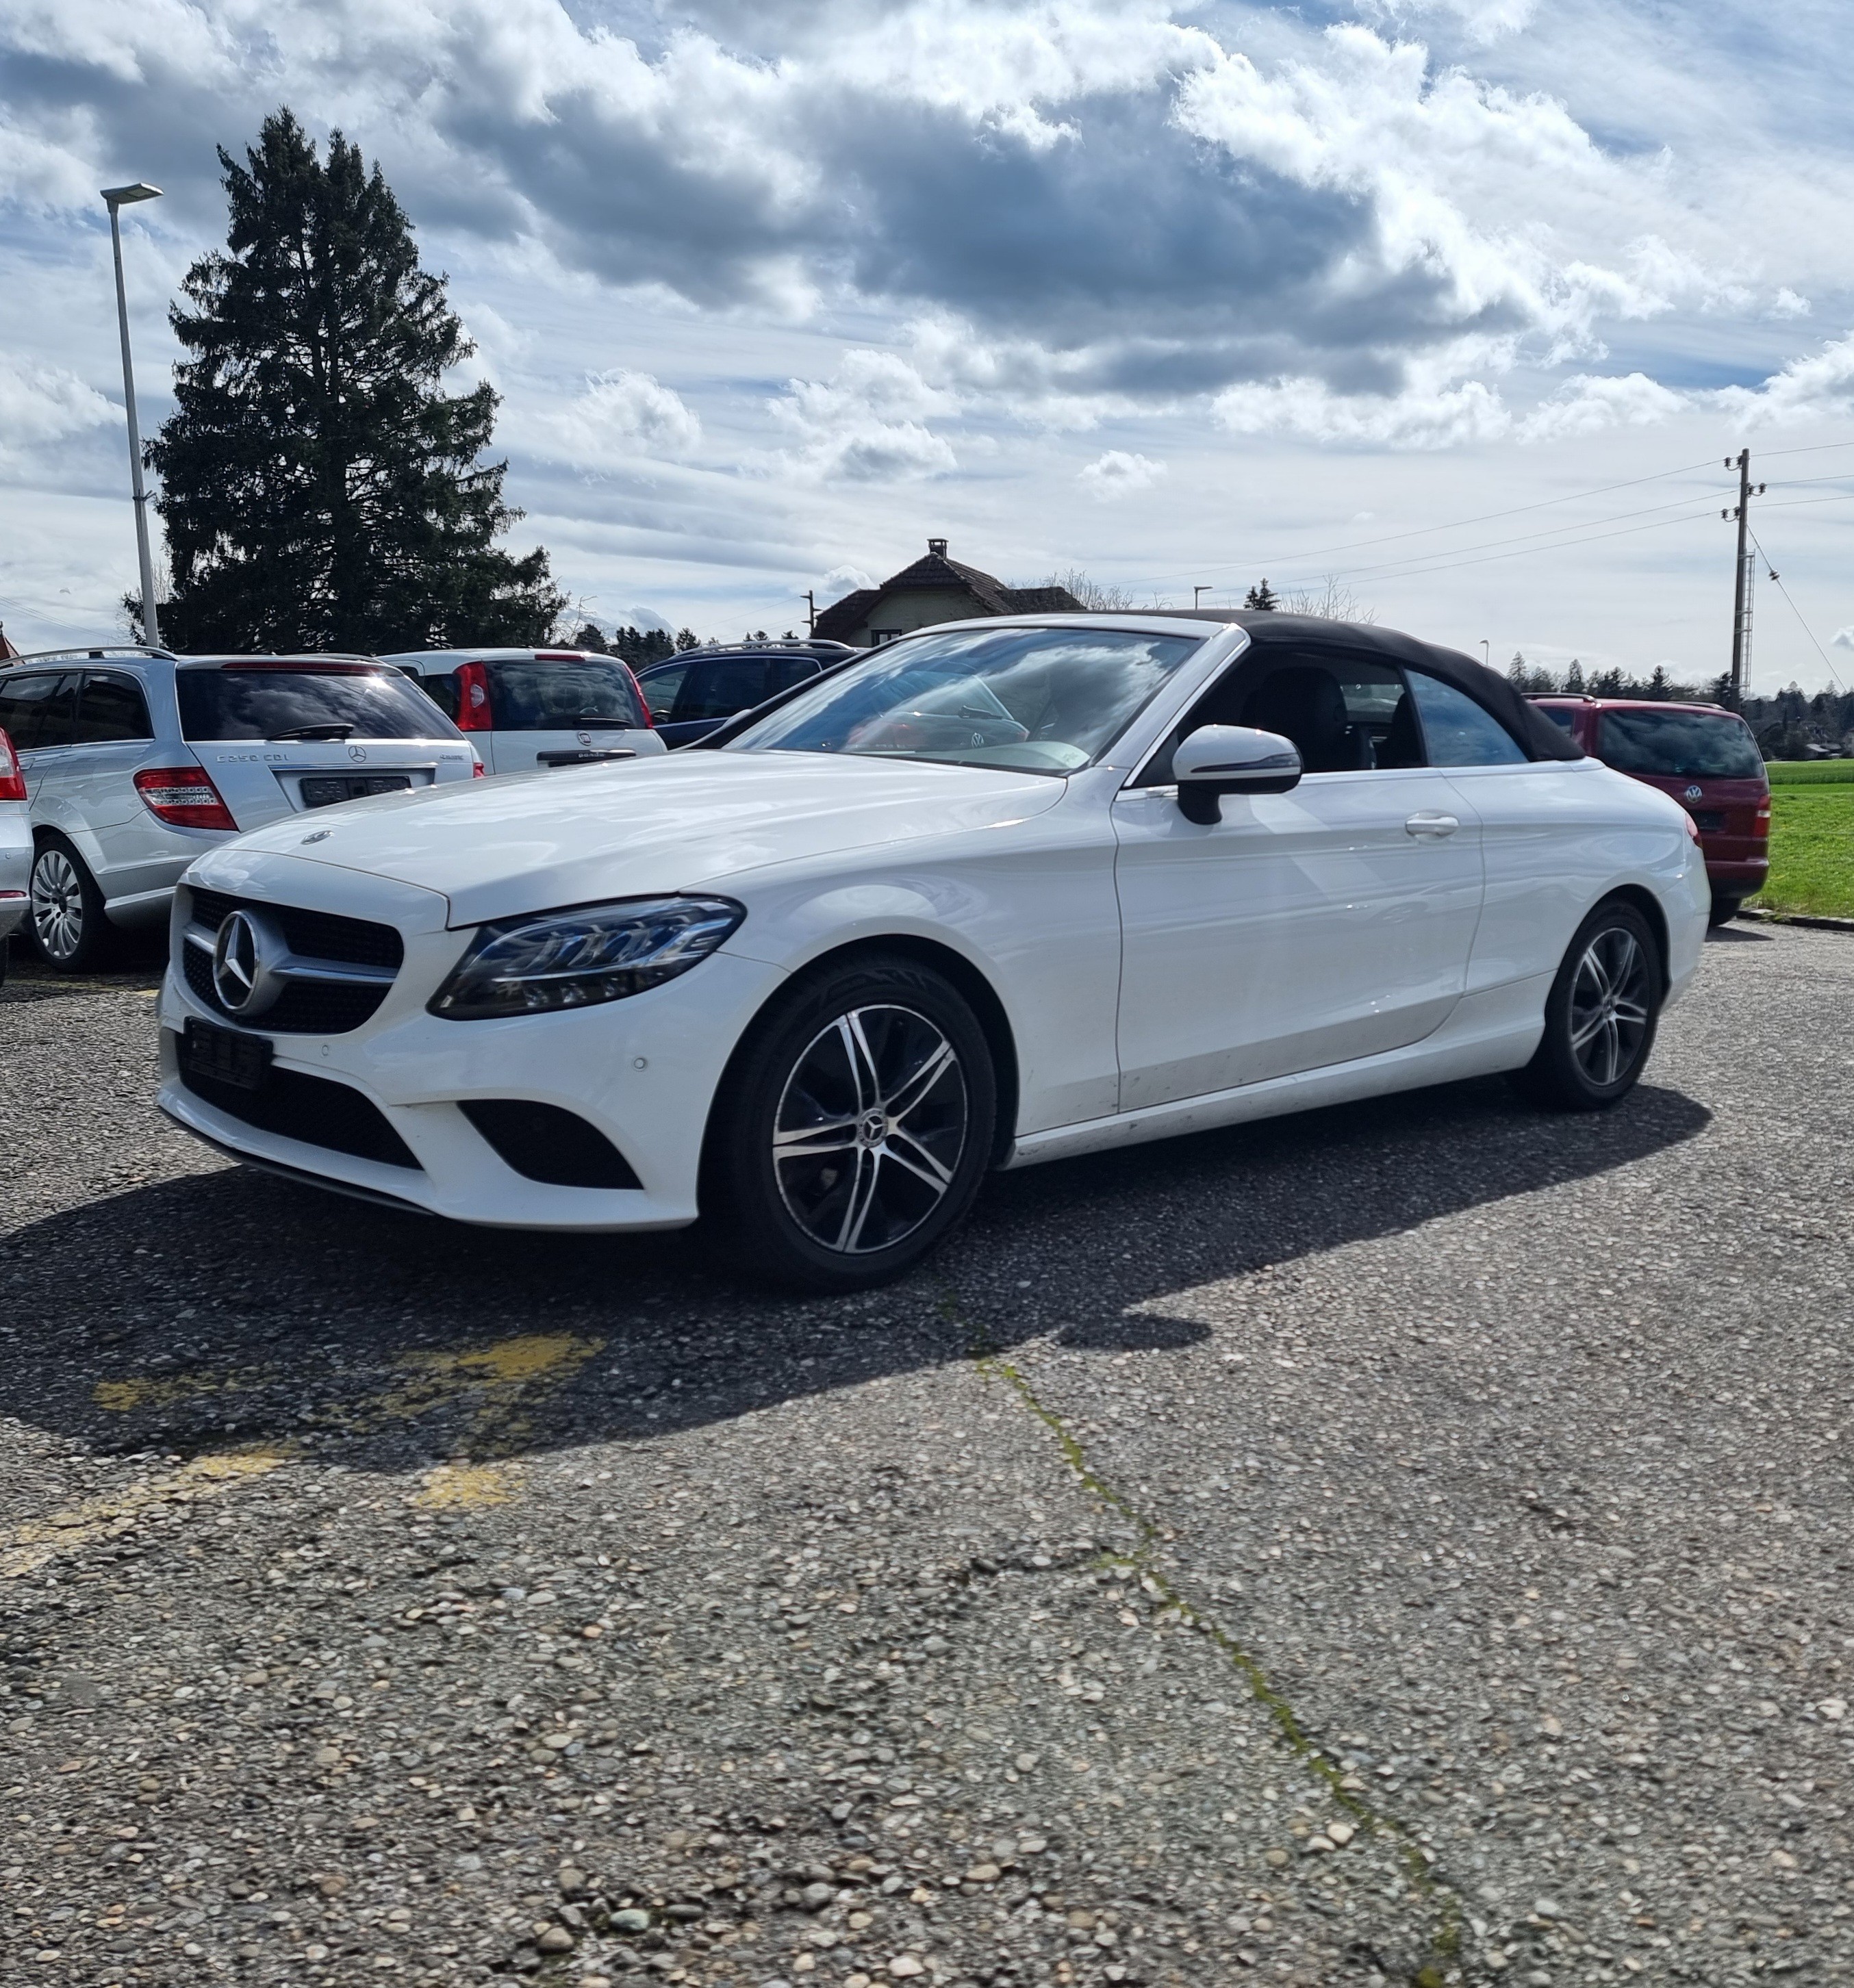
[1690,809,1724,833]
[300,774,413,808]
[181,1019,273,1091]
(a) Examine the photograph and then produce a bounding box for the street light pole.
[101,181,164,648]
[1193,585,1210,610]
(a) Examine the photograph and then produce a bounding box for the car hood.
[207,749,1068,926]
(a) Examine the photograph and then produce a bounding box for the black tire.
[29,834,117,971]
[1509,899,1661,1112]
[1708,893,1743,928]
[705,952,997,1291]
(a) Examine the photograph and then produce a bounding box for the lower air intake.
[181,1064,420,1170]
[459,1100,642,1189]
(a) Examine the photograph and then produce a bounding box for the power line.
[1123,453,1726,591]
[1748,529,1849,695]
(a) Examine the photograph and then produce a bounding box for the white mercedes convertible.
[157,611,1709,1288]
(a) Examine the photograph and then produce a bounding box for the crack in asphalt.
[952,1300,1469,1988]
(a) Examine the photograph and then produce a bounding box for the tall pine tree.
[144,110,563,652]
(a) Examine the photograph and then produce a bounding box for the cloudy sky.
[4,0,1854,691]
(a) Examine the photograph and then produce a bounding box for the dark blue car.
[636,641,859,748]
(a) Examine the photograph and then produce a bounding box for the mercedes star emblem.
[348,743,368,763]
[301,829,332,844]
[210,908,284,1017]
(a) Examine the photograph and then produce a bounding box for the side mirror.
[1171,724,1302,824]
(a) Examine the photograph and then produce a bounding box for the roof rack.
[3,643,178,667]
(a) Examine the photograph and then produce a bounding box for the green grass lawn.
[1751,780,1854,918]
[1766,760,1854,785]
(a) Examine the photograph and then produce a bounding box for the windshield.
[179,665,464,743]
[726,625,1204,775]
[1598,709,1764,780]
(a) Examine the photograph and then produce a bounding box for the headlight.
[429,895,744,1020]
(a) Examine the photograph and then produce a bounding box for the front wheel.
[29,837,116,971]
[707,954,997,1290]
[1510,900,1661,1111]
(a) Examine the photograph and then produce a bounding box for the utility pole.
[1723,449,1767,703]
[803,589,816,635]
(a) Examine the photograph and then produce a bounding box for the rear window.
[1597,709,1764,780]
[1537,705,1576,731]
[478,657,648,732]
[177,665,464,743]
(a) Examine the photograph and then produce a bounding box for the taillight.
[134,765,238,832]
[472,759,486,778]
[0,728,23,804]
[1753,804,1771,834]
[455,661,493,732]
[623,663,655,729]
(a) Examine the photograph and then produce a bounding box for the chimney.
[927,537,948,558]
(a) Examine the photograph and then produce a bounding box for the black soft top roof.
[1106,610,1585,763]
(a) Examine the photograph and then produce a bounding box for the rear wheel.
[29,836,116,971]
[1510,900,1660,1111]
[707,954,996,1291]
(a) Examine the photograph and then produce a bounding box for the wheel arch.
[1594,883,1672,997]
[700,934,1023,1186]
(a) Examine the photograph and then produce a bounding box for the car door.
[68,671,166,897]
[1410,670,1620,993]
[1111,643,1485,1111]
[660,655,776,747]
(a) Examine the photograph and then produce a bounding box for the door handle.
[1405,812,1460,838]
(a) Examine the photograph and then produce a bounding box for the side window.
[73,672,155,743]
[420,672,461,722]
[1407,671,1527,766]
[766,655,822,695]
[0,672,79,751]
[1140,646,1421,783]
[671,658,772,723]
[638,661,689,721]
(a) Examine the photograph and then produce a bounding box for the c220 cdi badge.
[157,611,1710,1288]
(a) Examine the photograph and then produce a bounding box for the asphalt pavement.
[3,921,1851,1988]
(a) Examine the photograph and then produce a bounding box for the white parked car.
[157,613,1708,1289]
[381,648,665,774]
[0,727,29,978]
[0,647,480,970]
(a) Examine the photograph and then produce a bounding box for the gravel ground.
[2,921,1850,1988]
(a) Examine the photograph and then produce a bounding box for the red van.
[1531,696,1770,925]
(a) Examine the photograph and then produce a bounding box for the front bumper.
[157,940,787,1232]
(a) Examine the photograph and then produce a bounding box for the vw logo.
[1684,785,1703,801]
[347,743,368,763]
[210,909,285,1017]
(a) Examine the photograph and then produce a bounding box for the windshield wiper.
[562,712,637,728]
[267,722,356,741]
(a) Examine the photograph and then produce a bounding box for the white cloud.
[822,563,875,599]
[535,370,702,465]
[0,353,114,465]
[1714,332,1854,428]
[1833,627,1854,652]
[1078,449,1167,500]
[1517,372,1690,443]
[769,348,959,482]
[1213,372,1510,450]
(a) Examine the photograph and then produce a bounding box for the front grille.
[183,888,401,1034]
[188,889,403,967]
[459,1100,642,1189]
[179,1064,420,1169]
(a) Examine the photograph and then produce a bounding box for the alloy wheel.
[31,849,85,965]
[772,1003,969,1256]
[1568,926,1651,1087]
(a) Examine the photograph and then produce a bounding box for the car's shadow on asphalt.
[0,1067,1712,1477]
